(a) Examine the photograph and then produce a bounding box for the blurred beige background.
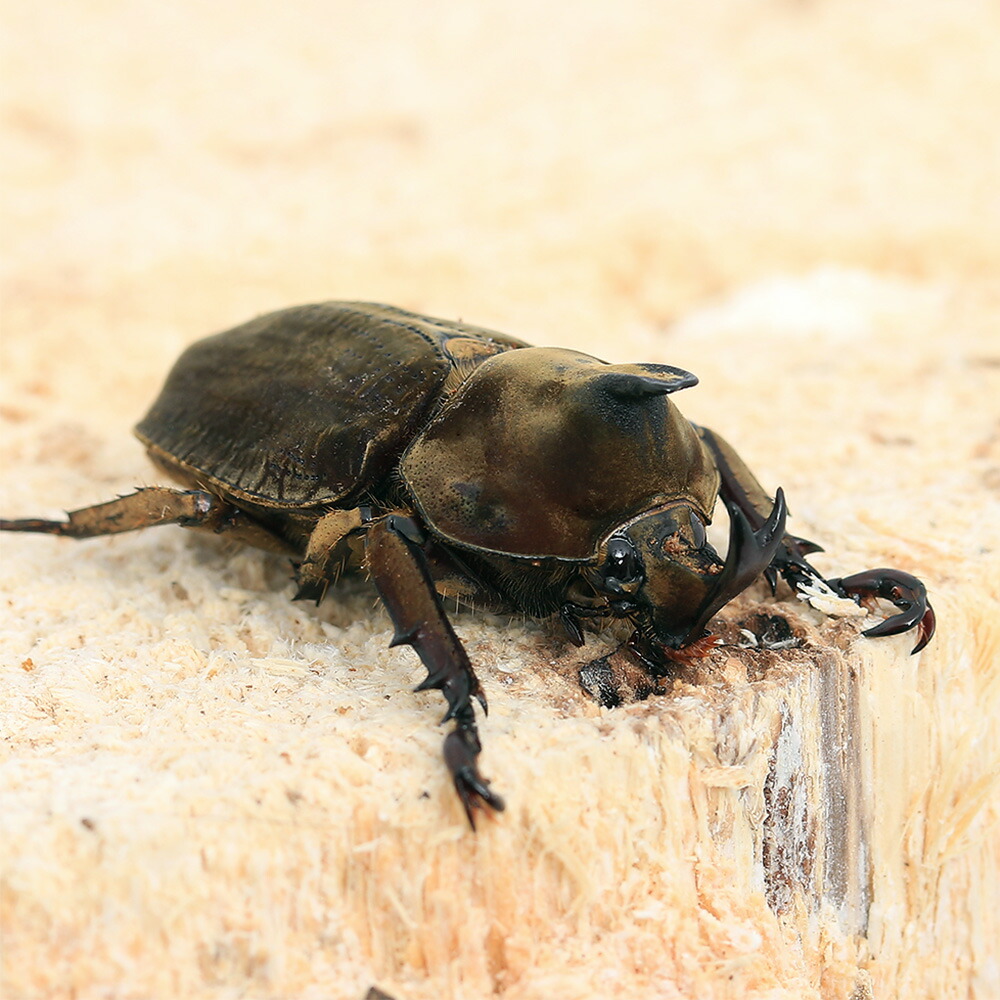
[1,3,999,999]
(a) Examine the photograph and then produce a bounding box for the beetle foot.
[560,606,586,646]
[443,726,505,828]
[414,663,488,719]
[827,568,936,654]
[559,600,611,647]
[292,566,329,604]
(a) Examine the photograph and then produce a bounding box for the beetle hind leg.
[1,487,229,539]
[1,486,294,554]
[365,512,504,828]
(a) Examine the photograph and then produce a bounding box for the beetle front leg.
[294,507,368,603]
[696,426,935,653]
[696,426,822,592]
[364,513,504,827]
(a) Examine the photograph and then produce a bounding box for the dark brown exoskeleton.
[1,303,935,825]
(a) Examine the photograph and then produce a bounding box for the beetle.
[1,301,935,825]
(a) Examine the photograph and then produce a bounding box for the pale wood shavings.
[2,2,999,997]
[796,580,870,620]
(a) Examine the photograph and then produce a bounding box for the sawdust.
[2,2,999,998]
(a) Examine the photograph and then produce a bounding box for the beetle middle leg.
[0,486,293,553]
[364,512,504,827]
[294,507,368,603]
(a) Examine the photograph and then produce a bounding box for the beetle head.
[589,502,723,647]
[589,490,787,650]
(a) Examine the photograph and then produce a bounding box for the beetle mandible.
[1,302,935,825]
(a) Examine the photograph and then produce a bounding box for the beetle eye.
[604,537,642,584]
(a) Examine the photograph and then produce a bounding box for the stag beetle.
[1,302,935,825]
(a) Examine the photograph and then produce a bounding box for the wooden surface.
[1,3,999,998]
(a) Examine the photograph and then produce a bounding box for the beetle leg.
[559,601,615,647]
[364,513,504,827]
[558,576,616,647]
[697,426,935,653]
[827,569,936,653]
[0,486,293,553]
[559,606,586,646]
[696,426,823,592]
[294,507,368,603]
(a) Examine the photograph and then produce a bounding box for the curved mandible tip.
[829,568,936,654]
[681,488,788,644]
